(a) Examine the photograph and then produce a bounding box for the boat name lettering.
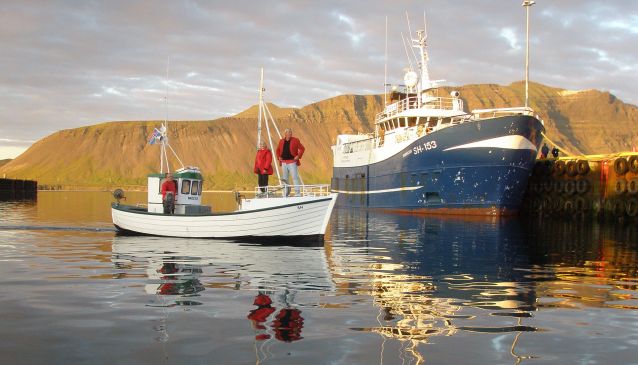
[297,205,304,210]
[402,150,413,158]
[413,141,437,155]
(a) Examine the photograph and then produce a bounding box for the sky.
[1,0,637,159]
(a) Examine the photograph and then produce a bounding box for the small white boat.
[111,180,337,241]
[111,70,338,241]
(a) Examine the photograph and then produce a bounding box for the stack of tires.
[606,156,638,219]
[524,158,595,218]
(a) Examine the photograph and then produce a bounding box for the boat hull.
[331,115,544,215]
[111,194,338,240]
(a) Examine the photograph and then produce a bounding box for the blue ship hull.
[332,115,545,215]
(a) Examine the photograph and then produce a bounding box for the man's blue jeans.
[281,162,301,196]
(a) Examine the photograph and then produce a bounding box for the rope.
[541,131,579,158]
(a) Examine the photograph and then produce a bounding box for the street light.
[522,0,535,109]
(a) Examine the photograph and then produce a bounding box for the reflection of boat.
[331,16,544,215]
[111,73,337,240]
[111,235,335,293]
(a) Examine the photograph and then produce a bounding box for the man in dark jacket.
[276,128,305,196]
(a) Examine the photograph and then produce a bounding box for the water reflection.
[327,209,638,364]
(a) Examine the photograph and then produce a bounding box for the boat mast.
[257,68,264,148]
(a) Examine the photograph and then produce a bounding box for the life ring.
[574,196,587,211]
[566,161,578,177]
[563,199,575,214]
[613,200,626,216]
[628,178,638,194]
[626,198,638,217]
[629,155,638,173]
[614,179,627,194]
[553,160,566,176]
[614,157,629,176]
[576,179,590,194]
[564,180,575,195]
[577,160,590,175]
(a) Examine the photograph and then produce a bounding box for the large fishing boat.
[331,19,544,216]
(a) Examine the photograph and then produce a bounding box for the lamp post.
[522,0,535,109]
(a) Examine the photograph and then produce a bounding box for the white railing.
[253,184,332,198]
[471,106,535,119]
[375,96,463,122]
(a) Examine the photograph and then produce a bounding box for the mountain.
[1,81,637,190]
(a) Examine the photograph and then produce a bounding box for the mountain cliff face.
[2,82,637,189]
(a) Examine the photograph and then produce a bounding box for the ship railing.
[375,96,464,122]
[471,106,535,119]
[254,183,332,198]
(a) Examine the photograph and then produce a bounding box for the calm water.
[0,192,637,365]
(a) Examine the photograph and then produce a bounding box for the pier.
[0,178,37,200]
[523,153,638,220]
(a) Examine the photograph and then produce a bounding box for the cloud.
[1,0,637,152]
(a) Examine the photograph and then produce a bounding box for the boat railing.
[471,106,535,119]
[254,183,333,198]
[375,96,463,122]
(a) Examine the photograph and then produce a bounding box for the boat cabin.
[147,167,210,214]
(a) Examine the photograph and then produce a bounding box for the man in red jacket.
[254,141,273,193]
[276,128,305,196]
[160,172,177,214]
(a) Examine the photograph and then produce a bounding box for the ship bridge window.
[191,180,199,195]
[181,180,191,195]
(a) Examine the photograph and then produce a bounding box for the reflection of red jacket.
[253,149,273,175]
[276,137,305,166]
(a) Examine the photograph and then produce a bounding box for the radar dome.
[404,71,418,88]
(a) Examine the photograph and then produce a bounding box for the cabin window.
[191,180,199,195]
[181,180,191,195]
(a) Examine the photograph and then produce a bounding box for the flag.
[148,128,162,145]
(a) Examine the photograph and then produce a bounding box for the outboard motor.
[164,192,175,214]
[112,189,125,205]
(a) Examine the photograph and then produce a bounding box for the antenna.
[405,12,419,67]
[523,1,535,108]
[384,16,388,106]
[400,32,414,72]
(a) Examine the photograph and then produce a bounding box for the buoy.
[614,157,629,176]
[564,199,575,214]
[629,156,638,173]
[577,160,590,175]
[628,178,638,194]
[553,180,564,193]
